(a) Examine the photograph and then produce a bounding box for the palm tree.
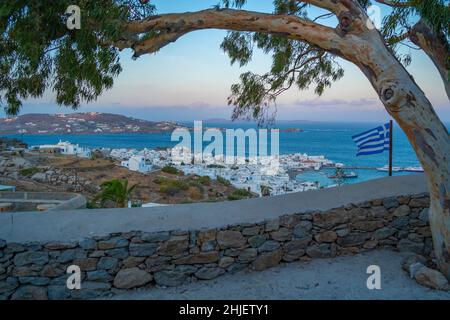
[260,185,272,197]
[93,179,137,208]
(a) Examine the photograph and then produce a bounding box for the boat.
[344,171,358,178]
[328,171,358,179]
[376,165,401,172]
[403,166,424,172]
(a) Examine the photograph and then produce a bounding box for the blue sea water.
[6,121,441,186]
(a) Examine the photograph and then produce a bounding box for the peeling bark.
[324,8,450,280]
[118,1,450,279]
[123,9,345,57]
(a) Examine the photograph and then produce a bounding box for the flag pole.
[389,119,393,177]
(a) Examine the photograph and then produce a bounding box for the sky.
[5,0,450,122]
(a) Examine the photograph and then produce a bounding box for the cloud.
[187,101,212,109]
[290,98,380,108]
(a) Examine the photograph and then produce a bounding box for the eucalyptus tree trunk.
[366,45,449,279]
[334,11,450,280]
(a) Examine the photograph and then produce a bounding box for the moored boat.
[328,171,358,179]
[403,166,424,172]
[376,165,401,172]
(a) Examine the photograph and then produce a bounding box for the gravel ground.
[111,250,450,300]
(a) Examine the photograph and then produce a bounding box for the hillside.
[0,112,184,135]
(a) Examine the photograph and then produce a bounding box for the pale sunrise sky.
[7,0,450,122]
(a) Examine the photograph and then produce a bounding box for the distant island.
[0,112,186,135]
[203,118,316,124]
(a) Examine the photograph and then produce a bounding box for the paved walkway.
[112,250,450,300]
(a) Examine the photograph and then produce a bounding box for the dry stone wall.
[0,192,431,299]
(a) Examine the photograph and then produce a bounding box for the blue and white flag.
[352,123,390,156]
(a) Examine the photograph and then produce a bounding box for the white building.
[37,140,91,158]
[57,141,91,158]
[121,155,152,173]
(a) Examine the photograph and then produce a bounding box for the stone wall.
[0,192,431,300]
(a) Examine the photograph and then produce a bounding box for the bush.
[86,201,100,209]
[153,177,166,185]
[130,201,142,208]
[161,165,179,175]
[198,176,211,186]
[159,179,189,196]
[227,188,252,201]
[19,167,40,177]
[187,186,203,200]
[159,186,180,196]
[216,176,231,186]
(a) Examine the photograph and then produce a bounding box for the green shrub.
[161,165,179,174]
[227,188,252,201]
[153,177,166,185]
[159,179,189,195]
[198,176,211,186]
[19,167,40,177]
[216,176,231,186]
[86,201,100,209]
[187,186,203,200]
[130,201,142,208]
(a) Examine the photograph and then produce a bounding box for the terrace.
[0,191,86,213]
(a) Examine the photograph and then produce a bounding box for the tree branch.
[375,0,416,7]
[123,9,346,58]
[296,0,348,15]
[313,13,334,22]
[409,19,450,99]
[386,30,411,44]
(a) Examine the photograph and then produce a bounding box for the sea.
[6,121,442,187]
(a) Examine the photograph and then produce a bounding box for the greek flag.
[352,123,390,156]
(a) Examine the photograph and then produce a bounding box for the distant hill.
[0,113,185,135]
[203,118,316,124]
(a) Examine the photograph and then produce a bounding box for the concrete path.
[112,250,450,300]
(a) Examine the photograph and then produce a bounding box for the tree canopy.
[0,0,154,115]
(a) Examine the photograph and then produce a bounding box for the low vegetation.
[198,176,211,186]
[157,179,189,196]
[217,176,231,186]
[19,167,40,177]
[227,188,253,201]
[10,152,255,206]
[161,165,180,175]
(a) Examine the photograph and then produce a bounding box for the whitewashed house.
[121,155,152,173]
[38,140,91,158]
[57,141,91,158]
